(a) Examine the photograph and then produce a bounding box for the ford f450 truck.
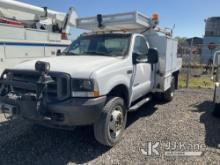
[0,12,182,146]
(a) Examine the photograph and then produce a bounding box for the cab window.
[133,36,149,57]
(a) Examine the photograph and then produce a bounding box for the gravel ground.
[0,88,220,165]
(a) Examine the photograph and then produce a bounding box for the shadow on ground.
[191,101,220,149]
[0,100,159,165]
[127,100,160,127]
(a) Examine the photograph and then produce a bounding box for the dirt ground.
[0,88,220,165]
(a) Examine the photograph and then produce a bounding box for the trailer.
[0,0,77,74]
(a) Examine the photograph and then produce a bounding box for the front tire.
[94,97,127,146]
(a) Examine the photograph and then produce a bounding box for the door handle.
[127,70,133,74]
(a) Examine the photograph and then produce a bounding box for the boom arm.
[0,0,77,33]
[0,0,65,21]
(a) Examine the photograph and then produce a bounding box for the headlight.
[71,79,99,97]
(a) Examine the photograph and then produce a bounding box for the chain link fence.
[178,43,217,89]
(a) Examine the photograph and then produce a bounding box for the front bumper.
[0,96,106,127]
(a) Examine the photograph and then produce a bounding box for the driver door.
[131,36,153,102]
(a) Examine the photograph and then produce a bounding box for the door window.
[133,36,149,57]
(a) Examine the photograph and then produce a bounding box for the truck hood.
[13,56,122,78]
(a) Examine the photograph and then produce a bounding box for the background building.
[186,37,203,46]
[201,17,220,63]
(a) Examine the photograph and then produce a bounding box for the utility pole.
[186,38,194,88]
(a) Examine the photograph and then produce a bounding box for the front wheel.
[93,97,127,146]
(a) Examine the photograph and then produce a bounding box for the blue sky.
[20,0,220,39]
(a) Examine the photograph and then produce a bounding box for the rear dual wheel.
[163,77,175,102]
[154,77,175,102]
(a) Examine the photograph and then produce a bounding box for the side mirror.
[132,52,147,64]
[56,49,62,56]
[147,48,159,64]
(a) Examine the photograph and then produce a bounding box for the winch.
[0,61,54,119]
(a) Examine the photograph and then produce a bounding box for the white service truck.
[0,12,182,146]
[212,51,220,116]
[0,0,77,74]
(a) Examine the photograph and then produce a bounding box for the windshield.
[63,33,131,57]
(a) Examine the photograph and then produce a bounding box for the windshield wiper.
[63,52,79,55]
[84,51,110,56]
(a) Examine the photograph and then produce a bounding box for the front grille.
[4,70,71,102]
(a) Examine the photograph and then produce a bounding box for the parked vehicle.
[0,11,182,146]
[0,0,77,74]
[212,51,220,116]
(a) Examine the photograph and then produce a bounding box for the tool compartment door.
[4,42,45,58]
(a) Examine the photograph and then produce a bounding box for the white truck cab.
[0,11,182,146]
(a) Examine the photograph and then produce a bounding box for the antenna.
[171,24,175,36]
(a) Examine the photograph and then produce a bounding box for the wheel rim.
[108,105,124,140]
[170,79,175,97]
[171,91,174,97]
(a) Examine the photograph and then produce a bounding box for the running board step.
[129,97,151,111]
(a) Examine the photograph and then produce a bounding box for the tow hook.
[0,103,17,120]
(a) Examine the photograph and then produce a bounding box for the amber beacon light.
[151,13,159,21]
